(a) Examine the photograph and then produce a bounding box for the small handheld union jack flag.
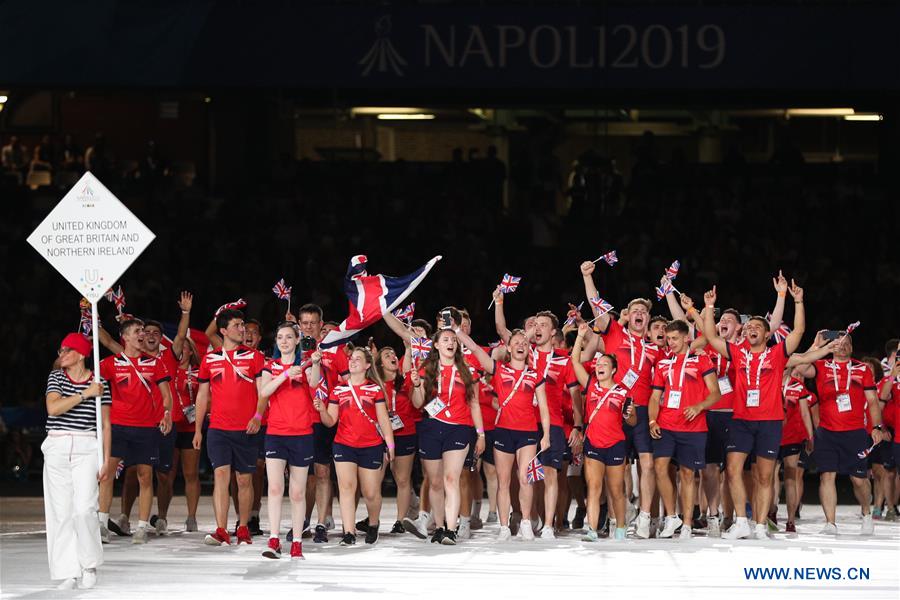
[526,455,545,484]
[499,273,522,294]
[105,285,126,314]
[411,337,432,361]
[665,260,681,281]
[655,279,675,300]
[846,321,861,335]
[564,301,585,327]
[215,298,247,318]
[589,295,614,317]
[765,312,792,343]
[858,440,879,460]
[392,302,416,323]
[272,278,292,301]
[79,298,92,336]
[315,380,329,403]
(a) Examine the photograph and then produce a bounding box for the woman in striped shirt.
[42,333,111,590]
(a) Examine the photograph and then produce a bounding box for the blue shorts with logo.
[866,435,895,469]
[705,411,732,466]
[727,418,782,460]
[206,428,259,473]
[584,439,627,466]
[256,425,267,460]
[333,442,385,470]
[493,427,538,454]
[536,424,567,470]
[265,433,315,467]
[417,418,474,460]
[394,433,418,458]
[814,427,868,478]
[481,429,496,465]
[157,428,176,472]
[111,424,159,468]
[653,429,707,471]
[313,423,337,465]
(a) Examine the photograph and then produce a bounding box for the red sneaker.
[236,525,253,545]
[204,527,231,546]
[785,521,796,533]
[290,541,304,560]
[262,537,281,559]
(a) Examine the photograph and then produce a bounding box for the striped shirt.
[45,369,112,432]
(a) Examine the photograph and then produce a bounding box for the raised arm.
[787,338,838,368]
[768,270,788,333]
[204,316,223,350]
[383,311,413,345]
[784,280,805,355]
[664,277,686,321]
[493,286,512,345]
[456,328,494,373]
[580,261,611,332]
[97,325,124,355]
[570,323,591,388]
[701,286,729,357]
[172,291,192,361]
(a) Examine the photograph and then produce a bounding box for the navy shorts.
[394,433,418,457]
[333,442,385,470]
[111,424,159,467]
[705,411,732,465]
[563,440,573,464]
[481,430,496,466]
[256,425,267,460]
[536,424,566,470]
[265,433,315,468]
[866,436,896,469]
[779,443,803,460]
[313,423,337,465]
[157,428,176,472]
[206,428,259,474]
[652,429,707,471]
[893,442,900,470]
[583,439,627,466]
[727,418,782,460]
[493,427,538,454]
[417,418,474,460]
[631,405,653,455]
[814,427,868,478]
[175,431,196,451]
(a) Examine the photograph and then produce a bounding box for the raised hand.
[580,261,595,277]
[773,270,788,294]
[789,279,804,302]
[491,286,504,305]
[679,293,695,312]
[577,322,590,338]
[704,285,717,308]
[178,291,193,312]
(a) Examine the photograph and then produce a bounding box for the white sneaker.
[402,514,428,539]
[540,526,555,539]
[753,523,768,540]
[820,522,837,535]
[625,502,637,526]
[707,514,721,538]
[117,513,131,534]
[679,525,692,540]
[185,516,198,532]
[520,520,534,540]
[155,517,168,536]
[722,517,752,540]
[861,514,874,535]
[635,512,651,539]
[80,568,97,589]
[497,526,511,541]
[57,578,77,590]
[457,520,471,540]
[486,511,499,524]
[658,515,682,539]
[425,512,436,533]
[99,522,110,544]
[323,515,336,531]
[132,525,149,545]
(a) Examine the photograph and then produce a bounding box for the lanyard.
[588,383,621,424]
[348,383,383,438]
[627,333,647,372]
[830,361,852,394]
[667,354,690,391]
[744,348,770,390]
[222,349,254,383]
[120,354,152,394]
[389,381,398,413]
[438,365,457,405]
[495,367,529,423]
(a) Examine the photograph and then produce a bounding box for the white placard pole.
[92,301,103,471]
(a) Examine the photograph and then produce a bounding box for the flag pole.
[91,301,104,471]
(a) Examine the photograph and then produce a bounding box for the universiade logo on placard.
[77,183,96,208]
[359,15,408,76]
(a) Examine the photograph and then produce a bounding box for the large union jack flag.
[319,255,442,349]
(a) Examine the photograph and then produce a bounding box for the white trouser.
[41,432,104,581]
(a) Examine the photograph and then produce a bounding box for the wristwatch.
[574,425,584,432]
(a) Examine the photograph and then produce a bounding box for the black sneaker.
[107,518,131,537]
[301,518,312,539]
[390,521,405,534]
[365,523,379,545]
[355,518,370,535]
[314,524,328,543]
[286,529,293,542]
[233,519,240,536]
[598,516,610,538]
[149,514,159,528]
[440,529,457,545]
[248,515,263,536]
[339,533,356,546]
[430,527,446,544]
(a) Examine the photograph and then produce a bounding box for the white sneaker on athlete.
[658,515,682,538]
[425,513,436,533]
[402,514,429,539]
[457,520,471,540]
[635,512,651,539]
[753,523,768,540]
[861,514,874,535]
[497,526,511,542]
[57,578,77,590]
[820,522,837,535]
[132,525,149,544]
[625,502,637,526]
[707,515,721,538]
[117,513,131,534]
[679,525,692,540]
[540,526,555,540]
[155,517,168,536]
[185,516,198,532]
[520,520,534,540]
[722,517,752,540]
[80,568,97,589]
[99,522,110,544]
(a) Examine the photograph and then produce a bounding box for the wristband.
[794,301,803,304]
[181,310,190,314]
[476,428,485,434]
[648,419,657,425]
[687,307,697,315]
[574,425,584,432]
[705,305,714,309]
[386,443,395,449]
[253,412,263,421]
[777,291,786,298]
[873,424,883,431]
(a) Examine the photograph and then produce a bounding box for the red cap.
[60,333,92,357]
